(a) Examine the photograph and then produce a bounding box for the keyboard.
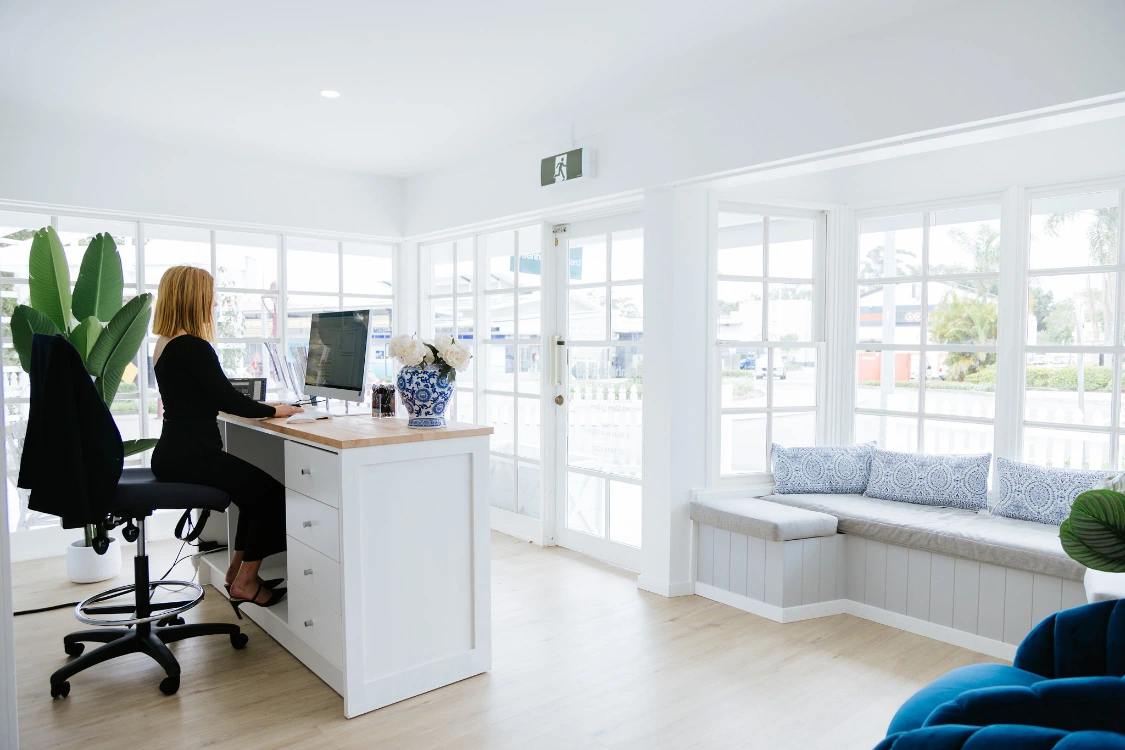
[285,409,332,424]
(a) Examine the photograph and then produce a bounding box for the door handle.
[552,336,566,386]
[302,520,314,528]
[303,568,313,576]
[555,395,564,406]
[300,468,311,475]
[303,619,314,627]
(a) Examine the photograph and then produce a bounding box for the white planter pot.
[65,537,122,584]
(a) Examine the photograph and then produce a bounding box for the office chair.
[17,334,247,697]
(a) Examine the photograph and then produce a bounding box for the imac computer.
[304,309,372,402]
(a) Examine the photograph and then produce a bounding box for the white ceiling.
[0,0,953,178]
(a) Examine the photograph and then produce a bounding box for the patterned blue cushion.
[993,457,1115,526]
[771,443,874,494]
[864,449,990,510]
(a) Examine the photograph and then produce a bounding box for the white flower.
[398,338,429,367]
[440,340,472,370]
[388,334,411,360]
[423,347,435,365]
[433,334,454,351]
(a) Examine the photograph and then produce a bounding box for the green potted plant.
[1061,489,1125,573]
[10,226,155,582]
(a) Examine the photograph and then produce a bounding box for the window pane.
[1023,426,1112,470]
[455,390,474,423]
[518,344,541,394]
[927,281,998,346]
[569,235,606,285]
[485,293,515,340]
[611,229,643,281]
[1029,191,1119,270]
[456,297,474,342]
[768,283,813,341]
[567,472,605,537]
[772,410,816,448]
[717,281,762,342]
[366,342,394,384]
[484,230,515,291]
[858,214,923,279]
[110,398,143,467]
[59,217,138,287]
[768,217,814,278]
[286,237,338,293]
[611,285,643,341]
[569,287,606,341]
[856,351,920,411]
[719,346,767,408]
[609,481,642,547]
[216,292,278,339]
[431,297,453,338]
[1028,272,1116,346]
[928,205,1001,274]
[517,397,540,459]
[490,456,516,512]
[1,279,31,338]
[215,230,277,290]
[923,420,993,456]
[1026,352,1112,426]
[456,239,474,292]
[518,461,541,519]
[342,242,393,295]
[517,226,541,288]
[925,350,996,419]
[717,213,763,277]
[215,342,270,379]
[484,394,514,454]
[857,282,924,345]
[481,344,514,392]
[0,210,51,278]
[568,347,642,478]
[519,290,540,339]
[773,348,817,407]
[286,294,339,345]
[144,225,210,288]
[429,241,455,295]
[855,413,918,451]
[720,413,766,474]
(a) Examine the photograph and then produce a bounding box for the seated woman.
[150,265,303,614]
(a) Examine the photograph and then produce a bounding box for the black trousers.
[152,438,285,563]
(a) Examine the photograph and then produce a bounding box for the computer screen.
[305,309,371,401]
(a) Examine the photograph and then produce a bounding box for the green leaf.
[28,226,72,334]
[1060,489,1125,573]
[122,439,158,457]
[68,316,103,364]
[10,305,62,372]
[71,233,124,323]
[88,293,152,406]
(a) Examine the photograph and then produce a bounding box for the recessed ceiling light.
[320,90,340,98]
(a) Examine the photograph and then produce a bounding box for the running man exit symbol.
[540,147,587,186]
[554,153,568,182]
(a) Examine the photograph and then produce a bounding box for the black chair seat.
[113,468,231,513]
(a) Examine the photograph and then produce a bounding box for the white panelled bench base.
[694,524,1087,662]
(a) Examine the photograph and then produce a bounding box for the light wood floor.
[12,532,1000,749]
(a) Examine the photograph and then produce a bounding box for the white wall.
[403,0,1125,236]
[0,109,403,237]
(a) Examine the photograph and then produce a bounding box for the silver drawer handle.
[302,520,314,528]
[303,568,313,576]
[303,619,314,627]
[300,468,311,475]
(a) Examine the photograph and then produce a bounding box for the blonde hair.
[153,265,215,341]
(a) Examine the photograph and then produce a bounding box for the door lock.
[555,395,564,405]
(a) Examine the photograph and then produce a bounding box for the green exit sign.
[540,148,594,186]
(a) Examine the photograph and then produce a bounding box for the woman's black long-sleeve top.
[152,335,276,455]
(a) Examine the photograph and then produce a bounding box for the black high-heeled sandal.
[224,577,284,594]
[229,584,286,620]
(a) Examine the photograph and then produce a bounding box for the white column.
[994,186,1028,463]
[639,186,710,597]
[0,372,17,745]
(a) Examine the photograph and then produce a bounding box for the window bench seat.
[691,491,1090,661]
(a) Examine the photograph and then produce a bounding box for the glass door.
[554,216,644,571]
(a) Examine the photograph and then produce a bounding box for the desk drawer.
[286,536,341,614]
[288,586,342,669]
[284,441,340,508]
[285,490,340,561]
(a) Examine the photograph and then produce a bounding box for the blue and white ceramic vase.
[396,364,455,428]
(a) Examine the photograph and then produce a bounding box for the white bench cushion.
[690,497,837,542]
[762,493,1085,581]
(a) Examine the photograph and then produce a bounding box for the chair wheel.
[159,676,180,695]
[51,681,70,699]
[230,632,249,650]
[64,641,84,657]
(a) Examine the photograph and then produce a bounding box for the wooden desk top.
[218,413,493,450]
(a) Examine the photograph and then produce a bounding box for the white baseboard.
[694,583,1018,660]
[489,506,542,544]
[638,576,694,598]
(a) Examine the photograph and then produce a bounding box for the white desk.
[199,414,493,718]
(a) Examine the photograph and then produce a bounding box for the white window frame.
[708,200,828,486]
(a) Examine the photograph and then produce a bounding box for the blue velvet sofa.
[876,599,1125,749]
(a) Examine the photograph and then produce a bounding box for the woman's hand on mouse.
[269,403,305,418]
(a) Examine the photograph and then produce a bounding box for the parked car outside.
[756,361,786,380]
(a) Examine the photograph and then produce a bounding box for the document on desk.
[286,410,332,424]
